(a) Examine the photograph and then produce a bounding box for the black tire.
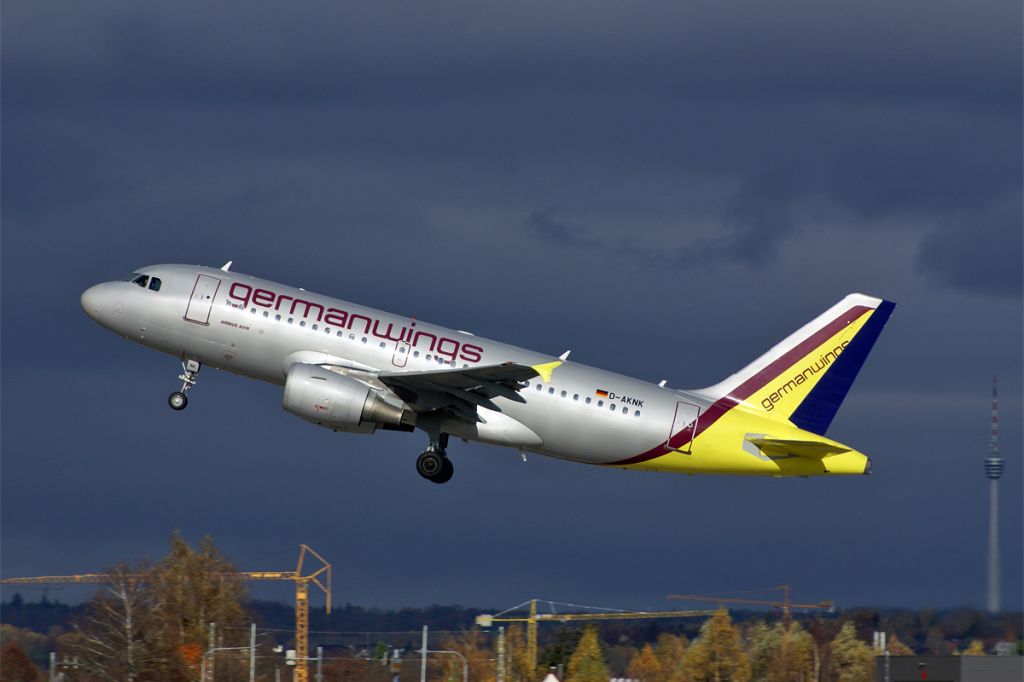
[430,458,454,484]
[168,392,188,411]
[416,450,444,479]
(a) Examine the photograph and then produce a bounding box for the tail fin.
[701,294,895,435]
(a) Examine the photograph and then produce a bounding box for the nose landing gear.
[416,433,454,484]
[168,359,201,411]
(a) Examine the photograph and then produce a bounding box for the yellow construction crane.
[476,599,714,670]
[1,544,331,682]
[667,584,832,627]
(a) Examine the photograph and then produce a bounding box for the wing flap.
[377,362,541,424]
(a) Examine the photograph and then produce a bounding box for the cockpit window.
[130,274,149,288]
[148,277,162,291]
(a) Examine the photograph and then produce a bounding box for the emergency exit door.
[667,401,700,454]
[184,274,221,325]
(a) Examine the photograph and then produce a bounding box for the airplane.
[81,263,895,484]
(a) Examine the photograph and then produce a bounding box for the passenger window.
[250,307,256,313]
[610,404,616,411]
[263,311,269,318]
[148,277,162,291]
[288,318,294,324]
[337,331,343,337]
[548,387,555,395]
[299,320,306,327]
[622,407,628,414]
[560,390,567,398]
[361,337,367,344]
[379,342,386,348]
[275,314,281,321]
[536,384,542,391]
[634,410,641,417]
[426,354,432,360]
[312,324,318,330]
[573,394,579,401]
[585,397,592,404]
[598,400,604,407]
[414,351,420,357]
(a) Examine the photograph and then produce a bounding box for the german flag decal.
[595,389,609,398]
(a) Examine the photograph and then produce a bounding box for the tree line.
[2,534,1021,681]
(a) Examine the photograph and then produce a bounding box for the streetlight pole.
[424,649,468,682]
[250,624,257,682]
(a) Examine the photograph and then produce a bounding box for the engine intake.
[283,365,406,433]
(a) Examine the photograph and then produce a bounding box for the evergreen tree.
[654,633,688,682]
[885,635,913,656]
[829,623,874,682]
[682,609,750,682]
[566,627,609,682]
[504,624,538,682]
[628,644,664,682]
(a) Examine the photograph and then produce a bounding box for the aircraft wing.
[377,362,550,423]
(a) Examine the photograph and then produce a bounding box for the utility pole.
[421,626,428,682]
[497,626,505,682]
[209,622,216,682]
[250,623,257,682]
[316,646,323,682]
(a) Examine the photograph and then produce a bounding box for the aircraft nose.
[81,284,108,321]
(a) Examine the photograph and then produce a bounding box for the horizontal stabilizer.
[746,436,850,459]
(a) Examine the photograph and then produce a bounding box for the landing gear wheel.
[430,458,455,484]
[416,450,444,480]
[168,391,188,411]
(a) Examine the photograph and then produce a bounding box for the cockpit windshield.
[127,273,162,291]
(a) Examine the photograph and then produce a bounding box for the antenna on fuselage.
[221,260,233,272]
[559,350,571,361]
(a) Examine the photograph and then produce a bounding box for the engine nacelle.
[283,364,407,433]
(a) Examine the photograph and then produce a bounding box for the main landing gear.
[416,433,454,484]
[168,359,201,411]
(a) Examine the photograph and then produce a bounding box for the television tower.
[985,376,1004,613]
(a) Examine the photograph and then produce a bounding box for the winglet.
[221,260,233,272]
[532,360,563,382]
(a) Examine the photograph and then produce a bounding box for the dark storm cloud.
[915,190,1023,296]
[2,0,1021,612]
[524,178,801,269]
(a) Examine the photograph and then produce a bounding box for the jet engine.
[283,364,408,433]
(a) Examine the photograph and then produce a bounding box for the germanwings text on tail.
[81,263,895,484]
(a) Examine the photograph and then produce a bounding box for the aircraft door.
[667,401,700,454]
[184,274,221,325]
[391,339,410,367]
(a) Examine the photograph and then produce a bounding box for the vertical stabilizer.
[700,294,895,435]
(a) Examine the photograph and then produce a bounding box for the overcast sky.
[2,1,1021,614]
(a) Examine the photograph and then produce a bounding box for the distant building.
[876,655,1022,682]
